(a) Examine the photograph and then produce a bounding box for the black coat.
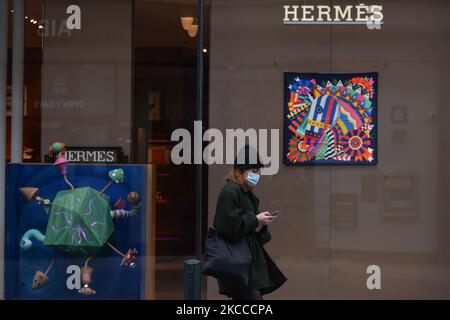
[213,180,287,296]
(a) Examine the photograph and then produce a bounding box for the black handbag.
[202,228,253,287]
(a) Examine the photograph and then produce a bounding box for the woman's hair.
[227,168,253,191]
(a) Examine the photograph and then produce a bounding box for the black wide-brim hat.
[234,144,266,170]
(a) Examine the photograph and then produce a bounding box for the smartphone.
[270,210,282,216]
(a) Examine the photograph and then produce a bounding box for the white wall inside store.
[207,0,450,299]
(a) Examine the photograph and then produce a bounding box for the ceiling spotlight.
[203,48,208,53]
[180,17,194,31]
[38,25,43,29]
[187,24,198,38]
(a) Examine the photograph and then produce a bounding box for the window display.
[5,143,151,299]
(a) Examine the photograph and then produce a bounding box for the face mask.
[246,171,260,187]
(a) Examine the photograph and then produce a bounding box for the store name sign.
[66,149,116,163]
[45,147,128,164]
[283,3,383,29]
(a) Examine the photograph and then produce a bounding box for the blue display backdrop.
[5,164,149,300]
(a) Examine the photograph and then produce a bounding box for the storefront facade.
[1,0,450,299]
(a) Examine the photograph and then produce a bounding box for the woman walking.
[213,145,287,300]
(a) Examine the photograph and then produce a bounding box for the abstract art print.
[284,72,378,166]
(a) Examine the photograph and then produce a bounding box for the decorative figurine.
[19,143,142,296]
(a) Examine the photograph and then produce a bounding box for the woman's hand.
[256,211,276,231]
